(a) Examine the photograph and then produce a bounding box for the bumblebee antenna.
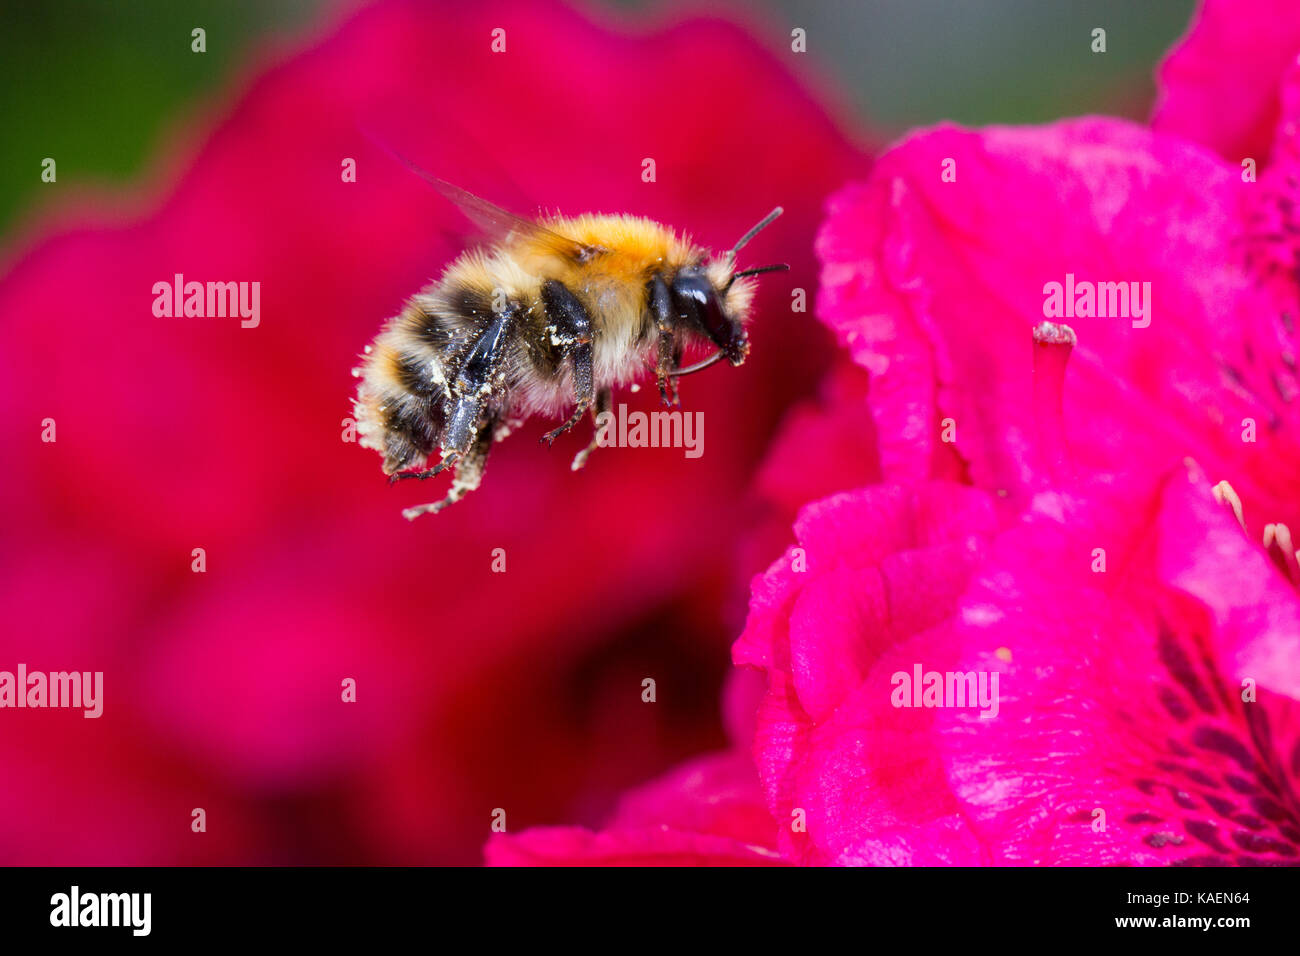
[732,263,789,279]
[723,262,789,293]
[731,207,784,254]
[725,206,783,268]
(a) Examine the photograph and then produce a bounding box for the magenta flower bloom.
[728,49,1300,862]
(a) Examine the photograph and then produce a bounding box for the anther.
[1211,480,1247,532]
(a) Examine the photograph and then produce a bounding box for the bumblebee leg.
[398,305,517,515]
[539,279,595,445]
[542,394,590,445]
[571,388,613,471]
[440,303,517,455]
[402,422,493,520]
[389,452,459,483]
[648,274,680,406]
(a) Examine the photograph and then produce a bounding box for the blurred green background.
[0,0,1195,238]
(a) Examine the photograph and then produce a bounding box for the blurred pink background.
[0,0,869,863]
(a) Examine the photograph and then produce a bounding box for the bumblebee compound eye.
[671,270,747,365]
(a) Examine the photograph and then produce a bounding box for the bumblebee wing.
[383,146,595,260]
[428,178,594,258]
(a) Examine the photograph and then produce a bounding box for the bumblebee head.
[671,207,787,373]
[672,266,751,366]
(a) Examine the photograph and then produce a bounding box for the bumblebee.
[352,173,785,520]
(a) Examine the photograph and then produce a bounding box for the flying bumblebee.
[352,167,786,520]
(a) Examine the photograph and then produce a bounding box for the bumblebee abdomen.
[353,295,464,474]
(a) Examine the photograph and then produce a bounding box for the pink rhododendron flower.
[725,46,1300,864]
[0,0,870,864]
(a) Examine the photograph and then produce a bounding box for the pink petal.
[818,118,1300,533]
[1153,0,1300,163]
[941,468,1300,864]
[734,482,1000,864]
[486,750,784,866]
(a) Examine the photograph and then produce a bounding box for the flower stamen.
[1211,480,1247,531]
[1211,480,1300,589]
[1263,522,1300,587]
